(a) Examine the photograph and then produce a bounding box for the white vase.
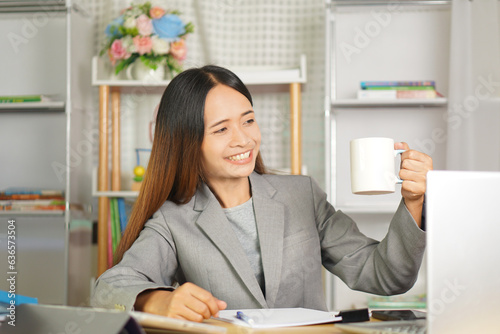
[126,61,165,82]
[107,62,126,81]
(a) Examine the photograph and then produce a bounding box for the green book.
[0,95,43,103]
[110,198,117,253]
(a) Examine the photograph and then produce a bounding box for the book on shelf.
[0,188,65,211]
[0,199,66,211]
[363,86,435,91]
[110,198,121,253]
[107,197,132,259]
[117,198,128,233]
[0,187,64,199]
[357,89,438,99]
[360,80,435,88]
[0,95,52,103]
[357,80,442,100]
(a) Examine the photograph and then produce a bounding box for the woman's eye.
[245,119,255,125]
[214,127,227,134]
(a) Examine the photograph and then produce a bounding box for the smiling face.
[201,84,261,187]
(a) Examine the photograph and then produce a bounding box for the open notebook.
[216,308,342,328]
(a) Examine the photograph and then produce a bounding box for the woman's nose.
[230,126,250,147]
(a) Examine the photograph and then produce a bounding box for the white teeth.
[228,151,250,161]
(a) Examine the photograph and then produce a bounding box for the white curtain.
[447,0,500,171]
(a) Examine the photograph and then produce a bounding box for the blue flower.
[105,15,124,37]
[152,14,185,39]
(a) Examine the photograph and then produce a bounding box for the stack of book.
[107,197,134,265]
[357,81,441,100]
[0,188,65,212]
[0,95,51,103]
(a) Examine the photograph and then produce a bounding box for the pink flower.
[170,39,187,61]
[136,14,153,36]
[133,35,153,55]
[109,39,131,65]
[149,6,165,19]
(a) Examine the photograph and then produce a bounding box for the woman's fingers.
[135,283,227,322]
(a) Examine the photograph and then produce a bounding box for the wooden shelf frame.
[93,55,307,275]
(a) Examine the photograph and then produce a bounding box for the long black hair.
[114,65,266,264]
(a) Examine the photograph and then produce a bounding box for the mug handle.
[394,149,406,184]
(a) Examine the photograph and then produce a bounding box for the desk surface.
[144,319,346,334]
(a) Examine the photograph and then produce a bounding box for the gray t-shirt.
[223,198,265,292]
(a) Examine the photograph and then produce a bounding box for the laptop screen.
[426,170,500,334]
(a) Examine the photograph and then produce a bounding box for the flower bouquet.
[100,1,194,79]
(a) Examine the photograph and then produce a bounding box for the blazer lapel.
[250,173,285,308]
[194,183,268,308]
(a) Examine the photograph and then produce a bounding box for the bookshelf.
[92,55,307,275]
[0,101,65,111]
[331,98,447,108]
[325,0,450,215]
[324,0,451,310]
[0,211,65,216]
[0,2,93,304]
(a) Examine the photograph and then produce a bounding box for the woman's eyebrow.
[208,110,254,129]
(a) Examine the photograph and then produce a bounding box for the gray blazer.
[91,173,426,311]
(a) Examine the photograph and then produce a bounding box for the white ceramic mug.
[350,137,405,195]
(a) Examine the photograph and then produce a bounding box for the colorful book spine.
[363,86,435,90]
[0,199,65,211]
[360,81,435,88]
[3,188,63,196]
[0,188,65,211]
[113,198,121,246]
[117,198,128,234]
[110,198,118,253]
[107,207,113,268]
[357,89,437,100]
[0,95,43,103]
[358,80,439,100]
[397,90,437,99]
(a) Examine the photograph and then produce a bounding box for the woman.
[91,65,432,322]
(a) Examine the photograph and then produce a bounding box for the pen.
[236,311,255,326]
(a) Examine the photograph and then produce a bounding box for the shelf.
[332,98,448,108]
[93,190,139,198]
[0,101,65,112]
[0,210,65,216]
[0,1,68,13]
[92,55,307,87]
[91,168,139,198]
[330,0,451,6]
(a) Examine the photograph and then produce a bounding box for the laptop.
[336,170,500,334]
